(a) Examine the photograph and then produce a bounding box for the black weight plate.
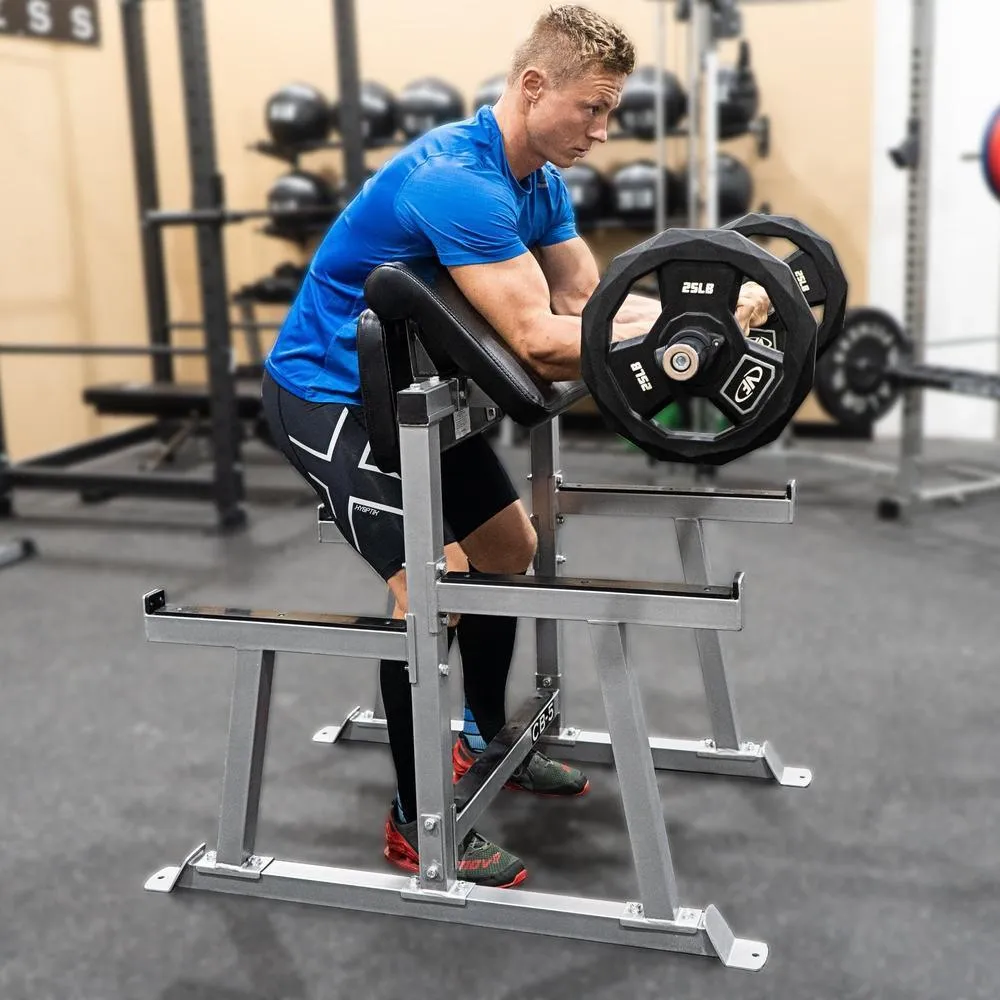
[814,307,909,429]
[654,260,743,326]
[784,249,826,306]
[746,296,791,353]
[581,228,817,464]
[712,338,784,426]
[723,213,848,357]
[607,335,676,418]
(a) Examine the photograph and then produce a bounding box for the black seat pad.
[356,310,412,474]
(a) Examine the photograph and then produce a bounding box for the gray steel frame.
[764,0,1000,513]
[142,377,811,970]
[173,0,245,529]
[0,0,248,529]
[877,0,1000,515]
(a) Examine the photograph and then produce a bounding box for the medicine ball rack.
[0,0,370,531]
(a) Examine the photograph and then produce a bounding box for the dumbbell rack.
[140,375,810,970]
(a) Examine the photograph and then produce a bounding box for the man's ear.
[521,67,546,104]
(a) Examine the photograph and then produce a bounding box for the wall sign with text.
[0,0,100,47]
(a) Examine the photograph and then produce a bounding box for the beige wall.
[0,0,873,459]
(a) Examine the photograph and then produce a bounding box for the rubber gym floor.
[1,433,998,1000]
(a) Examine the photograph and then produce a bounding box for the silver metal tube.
[157,856,766,967]
[589,621,680,921]
[555,481,795,523]
[436,573,744,631]
[530,421,563,708]
[143,604,406,660]
[894,0,936,512]
[398,413,459,890]
[675,519,741,749]
[216,649,274,867]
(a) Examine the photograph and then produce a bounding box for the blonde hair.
[509,5,636,87]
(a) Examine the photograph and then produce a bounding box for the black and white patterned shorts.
[261,371,519,581]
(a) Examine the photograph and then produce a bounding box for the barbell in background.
[815,308,1000,432]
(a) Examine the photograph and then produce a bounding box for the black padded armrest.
[364,263,588,426]
[356,310,411,474]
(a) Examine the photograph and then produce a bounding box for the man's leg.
[261,375,527,886]
[439,446,588,797]
[455,501,536,748]
[381,541,467,822]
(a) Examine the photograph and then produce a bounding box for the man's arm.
[450,239,775,383]
[536,236,770,331]
[534,236,661,321]
[448,251,648,382]
[535,237,600,316]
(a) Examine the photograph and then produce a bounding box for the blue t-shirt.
[264,106,578,404]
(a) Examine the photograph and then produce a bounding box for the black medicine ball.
[266,171,336,239]
[265,83,331,147]
[613,67,688,139]
[330,80,397,145]
[396,77,466,138]
[610,161,686,227]
[474,74,507,110]
[717,154,753,219]
[558,164,609,227]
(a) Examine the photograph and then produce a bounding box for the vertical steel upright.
[332,0,367,194]
[120,0,173,384]
[174,0,246,530]
[530,422,563,728]
[885,0,936,517]
[654,1,668,233]
[686,1,702,227]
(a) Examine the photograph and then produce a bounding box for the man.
[262,4,770,889]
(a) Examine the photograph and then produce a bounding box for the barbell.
[814,308,1000,430]
[581,215,848,465]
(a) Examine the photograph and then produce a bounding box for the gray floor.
[2,432,999,999]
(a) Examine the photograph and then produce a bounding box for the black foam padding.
[356,310,412,474]
[363,263,588,426]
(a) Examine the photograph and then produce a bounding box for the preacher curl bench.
[141,233,821,971]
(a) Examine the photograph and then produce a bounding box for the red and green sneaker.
[384,807,528,888]
[452,734,590,796]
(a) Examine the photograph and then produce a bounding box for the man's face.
[524,68,625,168]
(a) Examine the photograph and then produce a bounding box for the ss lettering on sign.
[0,0,100,45]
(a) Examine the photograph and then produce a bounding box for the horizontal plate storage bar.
[436,572,744,630]
[142,590,407,660]
[556,481,795,523]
